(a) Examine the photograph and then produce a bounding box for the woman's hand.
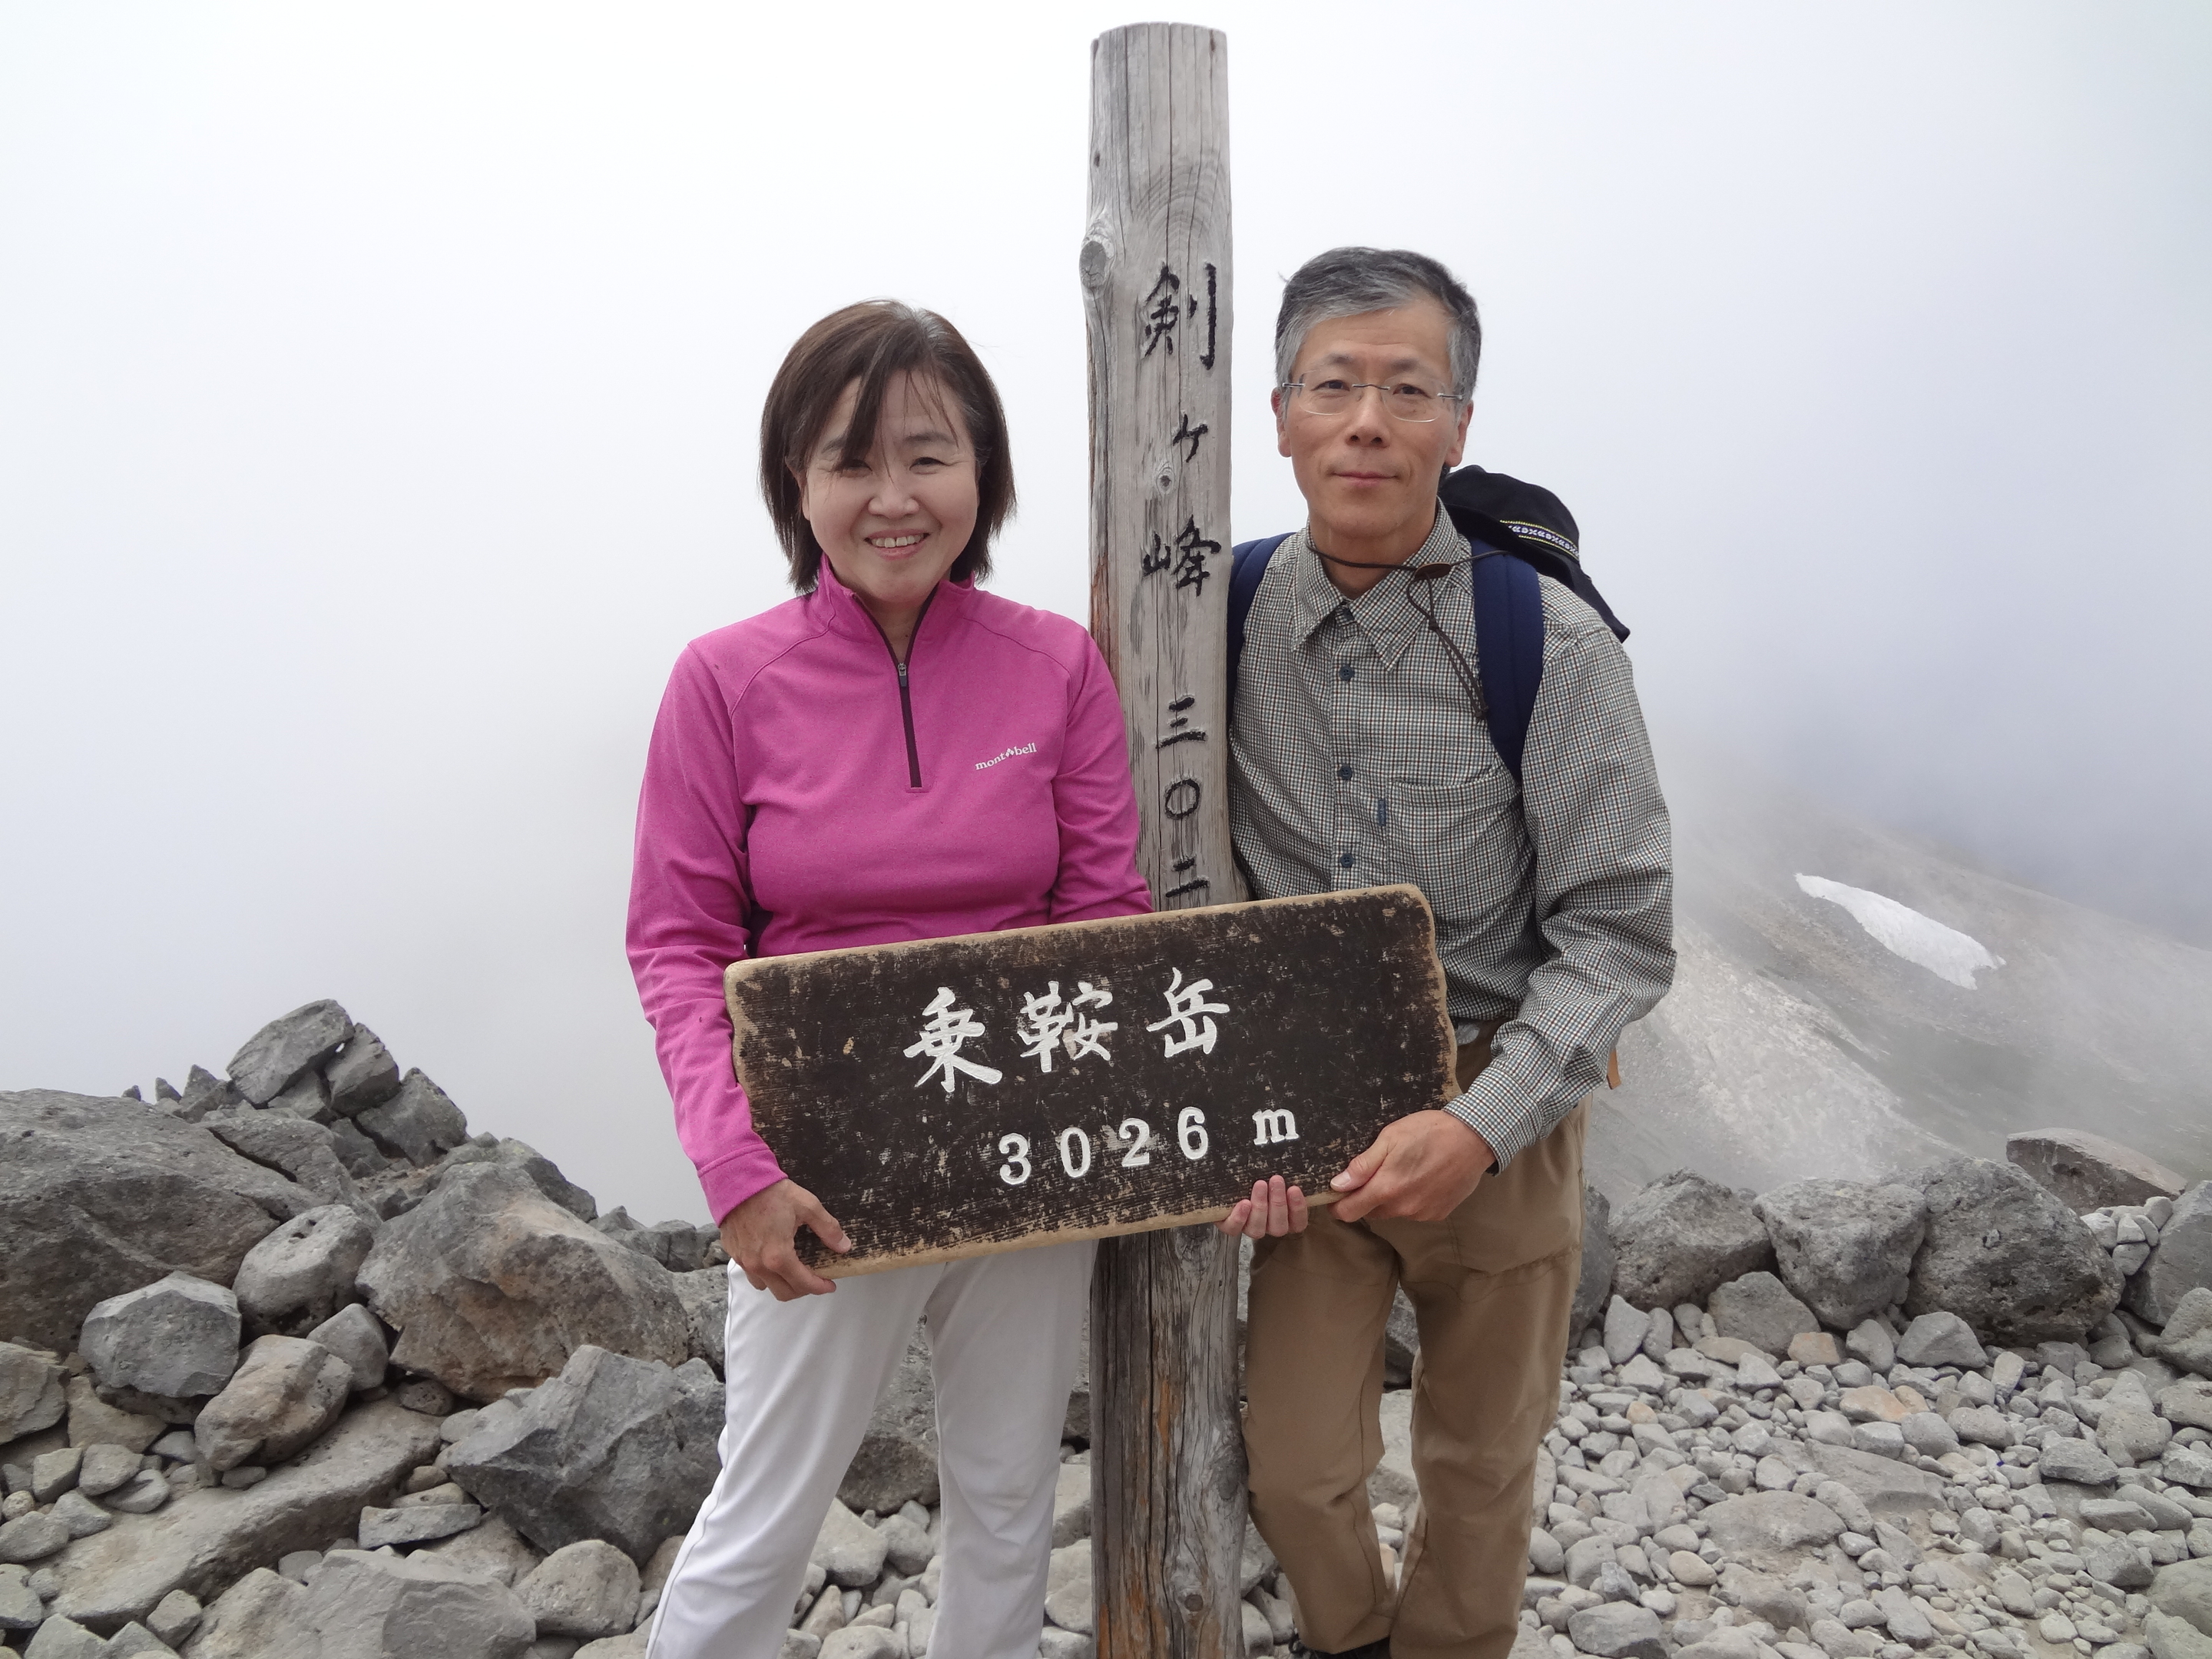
[1217,1175,1310,1240]
[718,1178,852,1300]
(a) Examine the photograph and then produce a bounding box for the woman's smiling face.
[797,371,979,645]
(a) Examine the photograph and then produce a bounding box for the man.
[1224,247,1674,1659]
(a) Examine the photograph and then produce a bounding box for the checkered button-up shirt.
[1228,508,1674,1167]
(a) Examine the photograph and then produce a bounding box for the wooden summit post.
[1082,23,1245,1657]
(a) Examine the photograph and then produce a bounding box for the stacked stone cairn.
[1,1007,2207,1659]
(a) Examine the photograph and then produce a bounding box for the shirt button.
[1339,851,1355,869]
[1338,664,1355,682]
[1337,764,1353,781]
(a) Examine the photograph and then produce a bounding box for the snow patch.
[1794,874,2004,988]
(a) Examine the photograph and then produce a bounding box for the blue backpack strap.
[1469,545,1545,784]
[1226,534,1291,720]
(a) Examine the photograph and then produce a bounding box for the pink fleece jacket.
[626,563,1151,1222]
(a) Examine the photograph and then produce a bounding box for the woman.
[627,300,1151,1658]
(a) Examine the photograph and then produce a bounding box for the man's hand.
[1330,1111,1495,1224]
[1217,1176,1310,1240]
[718,1178,851,1300]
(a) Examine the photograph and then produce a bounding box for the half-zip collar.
[862,592,934,789]
[810,561,962,790]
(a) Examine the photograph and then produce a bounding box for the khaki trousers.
[1244,1035,1586,1659]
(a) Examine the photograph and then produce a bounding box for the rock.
[1605,1296,1650,1366]
[194,1336,353,1472]
[34,1448,83,1502]
[2081,1532,2155,1590]
[1755,1181,1928,1330]
[325,1027,404,1118]
[1611,1172,1775,1311]
[1569,1602,1665,1659]
[418,1513,546,1588]
[838,1331,938,1513]
[1949,1406,2012,1449]
[1802,1444,1949,1518]
[1369,1387,1416,1513]
[1790,1332,1843,1366]
[2007,1131,2187,1213]
[24,1614,109,1657]
[1670,1549,1717,1587]
[2156,1287,2212,1379]
[1899,1412,1959,1459]
[515,1538,640,1639]
[355,1070,469,1168]
[490,1141,598,1224]
[444,1343,720,1565]
[45,1397,437,1628]
[809,1499,888,1590]
[1709,1272,1822,1357]
[358,1164,687,1403]
[0,1343,68,1442]
[2101,1399,2174,1465]
[2038,1437,2120,1485]
[106,1471,171,1515]
[0,1564,41,1630]
[1846,1320,1896,1374]
[2132,1186,2212,1328]
[2151,1559,2212,1638]
[1697,1492,1845,1570]
[147,1588,202,1647]
[177,1566,313,1657]
[2165,1444,2212,1489]
[1043,1541,1092,1634]
[305,1304,389,1392]
[78,1442,140,1498]
[818,1633,899,1659]
[1902,1157,2123,1344]
[0,1090,319,1353]
[201,1111,369,1217]
[78,1274,241,1399]
[64,1376,165,1452]
[232,1204,378,1338]
[1810,1618,1881,1659]
[104,1621,178,1657]
[1894,1311,1986,1369]
[0,1512,70,1565]
[359,1502,484,1547]
[226,1002,353,1105]
[1051,1462,1091,1551]
[300,1546,537,1657]
[1575,1186,1616,1338]
[2147,1610,2212,1659]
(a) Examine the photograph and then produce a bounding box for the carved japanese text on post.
[724,887,1454,1276]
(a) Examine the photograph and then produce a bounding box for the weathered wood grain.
[724,886,1454,1274]
[1083,24,1246,1658]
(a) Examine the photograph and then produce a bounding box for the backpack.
[1225,464,1627,784]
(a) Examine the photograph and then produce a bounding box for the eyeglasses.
[1281,378,1463,423]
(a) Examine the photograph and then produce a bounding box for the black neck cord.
[1315,546,1488,719]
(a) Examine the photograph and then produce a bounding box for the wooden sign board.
[724,885,1455,1277]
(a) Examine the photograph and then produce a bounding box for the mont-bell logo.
[974,743,1038,772]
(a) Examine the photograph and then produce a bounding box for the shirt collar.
[809,557,973,645]
[1287,507,1472,670]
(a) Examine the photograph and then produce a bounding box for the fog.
[4,2,2207,1224]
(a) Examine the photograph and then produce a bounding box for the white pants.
[646,1240,1094,1659]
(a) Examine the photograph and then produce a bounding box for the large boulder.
[233,1206,378,1337]
[227,1002,354,1106]
[194,1336,353,1472]
[2006,1129,2187,1213]
[354,1071,469,1168]
[1753,1179,1926,1330]
[2155,1288,2212,1380]
[1697,1492,1846,1571]
[0,1090,318,1353]
[438,1138,598,1224]
[443,1344,721,1565]
[323,1026,403,1119]
[1901,1157,2122,1345]
[515,1539,641,1641]
[0,1340,68,1441]
[45,1399,439,1630]
[356,1164,687,1402]
[79,1273,240,1399]
[198,1548,538,1658]
[1708,1272,1821,1357]
[1610,1172,1773,1310]
[2151,1559,2212,1640]
[670,1270,727,1373]
[201,1111,372,1217]
[1572,1186,1614,1339]
[2131,1183,2212,1327]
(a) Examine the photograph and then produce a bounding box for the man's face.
[1274,297,1473,558]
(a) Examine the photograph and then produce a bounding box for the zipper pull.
[898,661,909,687]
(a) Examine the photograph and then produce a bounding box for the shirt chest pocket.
[1379,767,1521,911]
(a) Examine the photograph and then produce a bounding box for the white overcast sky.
[4,2,2207,1222]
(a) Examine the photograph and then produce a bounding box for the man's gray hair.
[1274,247,1482,400]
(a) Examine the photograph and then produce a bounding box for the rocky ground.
[2,1002,2209,1659]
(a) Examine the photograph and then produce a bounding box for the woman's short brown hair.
[760,300,1015,592]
